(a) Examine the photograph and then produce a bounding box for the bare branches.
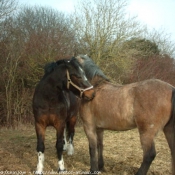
[72,0,146,82]
[0,0,17,20]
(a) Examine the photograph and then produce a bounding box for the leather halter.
[66,69,93,98]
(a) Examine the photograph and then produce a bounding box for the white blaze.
[79,67,88,81]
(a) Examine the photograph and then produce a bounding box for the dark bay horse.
[32,57,95,175]
[76,55,175,175]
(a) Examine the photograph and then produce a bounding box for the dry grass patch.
[0,126,172,175]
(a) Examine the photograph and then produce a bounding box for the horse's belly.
[95,112,136,131]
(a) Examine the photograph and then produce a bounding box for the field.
[0,126,172,175]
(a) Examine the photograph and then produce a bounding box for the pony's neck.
[90,76,109,88]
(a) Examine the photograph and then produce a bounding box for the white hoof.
[36,152,44,174]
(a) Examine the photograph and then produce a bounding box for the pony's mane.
[44,59,69,75]
[44,62,57,74]
[76,55,109,81]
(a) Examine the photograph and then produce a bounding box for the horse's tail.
[170,89,175,174]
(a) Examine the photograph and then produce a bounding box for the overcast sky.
[18,0,175,41]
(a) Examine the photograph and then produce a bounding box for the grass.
[0,126,172,175]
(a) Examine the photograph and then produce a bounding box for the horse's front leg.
[55,123,66,172]
[83,125,98,172]
[97,129,104,171]
[67,115,76,155]
[35,122,46,175]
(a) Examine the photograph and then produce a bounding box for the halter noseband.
[66,69,93,98]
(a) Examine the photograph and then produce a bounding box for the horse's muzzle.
[83,89,95,101]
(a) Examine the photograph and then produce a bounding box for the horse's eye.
[71,74,81,79]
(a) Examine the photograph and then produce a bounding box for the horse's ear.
[76,56,84,64]
[63,59,71,67]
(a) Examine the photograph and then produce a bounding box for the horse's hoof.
[99,167,105,172]
[34,171,43,175]
[58,168,66,172]
[89,170,100,175]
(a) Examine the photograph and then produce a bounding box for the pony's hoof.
[89,170,100,175]
[34,171,43,175]
[58,168,66,172]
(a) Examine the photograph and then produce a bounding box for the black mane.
[44,62,58,74]
[44,59,70,75]
[76,55,109,81]
[44,57,82,75]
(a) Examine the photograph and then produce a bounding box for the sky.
[18,0,175,41]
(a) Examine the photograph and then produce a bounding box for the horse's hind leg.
[63,127,68,151]
[163,122,175,175]
[97,129,104,171]
[136,131,157,175]
[67,116,76,155]
[35,122,46,175]
[55,122,66,171]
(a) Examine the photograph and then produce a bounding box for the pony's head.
[63,57,95,100]
[44,57,95,100]
[76,55,109,82]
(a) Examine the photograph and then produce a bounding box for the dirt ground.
[0,126,172,175]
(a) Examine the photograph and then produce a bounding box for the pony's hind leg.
[136,130,157,175]
[35,122,46,175]
[63,127,68,151]
[55,123,66,171]
[67,116,76,155]
[163,122,175,175]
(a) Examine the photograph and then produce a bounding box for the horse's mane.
[44,59,69,75]
[44,62,57,74]
[76,55,109,81]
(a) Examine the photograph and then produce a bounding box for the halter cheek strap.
[66,70,93,98]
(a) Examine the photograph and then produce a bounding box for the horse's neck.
[90,76,109,87]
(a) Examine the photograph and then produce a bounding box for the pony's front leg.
[97,129,104,171]
[89,134,98,172]
[35,122,46,175]
[56,126,66,172]
[84,125,98,172]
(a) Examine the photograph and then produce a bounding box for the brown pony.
[76,55,175,175]
[32,57,95,175]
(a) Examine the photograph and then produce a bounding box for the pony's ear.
[63,59,71,68]
[76,56,84,64]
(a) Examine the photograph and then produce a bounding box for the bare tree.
[0,5,77,126]
[145,28,175,57]
[0,0,17,20]
[72,0,146,82]
[125,54,175,86]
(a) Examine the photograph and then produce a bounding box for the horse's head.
[63,57,95,100]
